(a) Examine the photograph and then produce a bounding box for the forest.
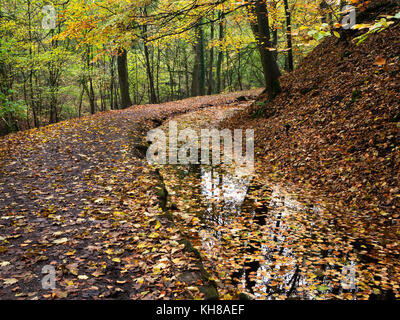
[0,0,400,305]
[1,0,357,134]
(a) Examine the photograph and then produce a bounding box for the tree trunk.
[191,51,199,97]
[110,55,117,110]
[117,48,132,109]
[28,0,39,128]
[319,0,328,24]
[82,79,95,115]
[143,42,158,103]
[271,0,278,63]
[237,50,243,91]
[49,30,60,124]
[207,19,215,95]
[184,48,190,97]
[250,0,281,100]
[191,24,206,97]
[198,25,206,96]
[216,12,224,93]
[89,78,96,114]
[156,47,161,102]
[78,86,84,118]
[284,0,294,72]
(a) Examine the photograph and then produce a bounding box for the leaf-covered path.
[0,91,258,299]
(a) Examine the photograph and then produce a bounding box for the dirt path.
[0,90,260,300]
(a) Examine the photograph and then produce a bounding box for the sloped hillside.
[224,6,400,272]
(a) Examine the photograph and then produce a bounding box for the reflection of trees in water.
[200,166,250,226]
[259,189,302,298]
[195,166,307,298]
[170,163,379,299]
[249,188,363,299]
[231,188,310,299]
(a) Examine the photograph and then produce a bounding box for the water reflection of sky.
[254,186,309,299]
[198,166,308,297]
[198,165,251,260]
[199,170,357,299]
[168,161,359,299]
[201,165,251,218]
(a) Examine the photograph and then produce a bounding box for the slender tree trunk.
[191,51,199,97]
[134,53,139,104]
[82,78,96,115]
[144,42,158,103]
[110,55,115,109]
[184,48,190,97]
[320,0,328,23]
[226,51,232,90]
[271,0,279,63]
[78,85,84,117]
[117,48,132,109]
[191,23,206,97]
[28,0,38,128]
[216,12,224,93]
[99,83,106,111]
[169,68,174,100]
[284,0,294,71]
[198,25,206,96]
[237,50,243,91]
[48,30,60,124]
[142,8,157,104]
[156,47,161,102]
[89,77,96,114]
[207,19,215,95]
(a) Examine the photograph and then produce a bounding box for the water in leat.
[167,163,311,299]
[156,106,358,299]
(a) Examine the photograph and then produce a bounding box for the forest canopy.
[0,0,371,134]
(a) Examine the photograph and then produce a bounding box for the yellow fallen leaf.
[149,232,159,238]
[0,261,10,268]
[136,277,144,284]
[53,238,68,245]
[187,286,199,292]
[92,270,105,277]
[3,278,18,285]
[104,248,114,255]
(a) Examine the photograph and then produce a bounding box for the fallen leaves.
[53,290,68,299]
[0,261,10,268]
[373,56,386,66]
[53,238,69,245]
[1,92,253,300]
[222,23,400,300]
[3,278,18,286]
[91,269,105,278]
